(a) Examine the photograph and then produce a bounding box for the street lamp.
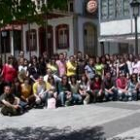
[130,0,140,55]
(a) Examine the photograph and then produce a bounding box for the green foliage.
[41,0,67,14]
[0,0,13,27]
[0,0,37,27]
[0,0,68,27]
[47,0,67,11]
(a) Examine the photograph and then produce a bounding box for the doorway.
[39,26,53,57]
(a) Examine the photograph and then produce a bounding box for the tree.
[47,0,68,10]
[0,0,68,27]
[0,0,68,59]
[0,0,36,27]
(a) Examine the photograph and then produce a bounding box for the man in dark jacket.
[0,86,22,116]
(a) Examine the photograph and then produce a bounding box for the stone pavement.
[0,101,140,140]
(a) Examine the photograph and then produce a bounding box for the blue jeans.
[73,93,82,104]
[19,101,28,110]
[58,92,73,106]
[117,89,127,101]
[105,88,118,101]
[127,90,137,101]
[58,92,66,106]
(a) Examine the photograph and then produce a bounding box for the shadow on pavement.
[110,137,135,140]
[0,126,105,140]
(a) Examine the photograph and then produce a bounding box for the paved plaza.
[1,101,140,139]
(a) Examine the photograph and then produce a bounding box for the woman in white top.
[18,58,28,83]
[132,58,140,74]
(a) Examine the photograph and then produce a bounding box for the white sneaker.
[83,100,88,105]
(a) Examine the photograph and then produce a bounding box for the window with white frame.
[56,24,69,49]
[26,29,37,51]
[101,0,130,21]
[68,0,74,12]
[84,24,97,55]
[59,28,67,47]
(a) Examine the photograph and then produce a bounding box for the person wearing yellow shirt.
[47,58,59,75]
[66,55,77,77]
[95,57,104,77]
[33,76,47,105]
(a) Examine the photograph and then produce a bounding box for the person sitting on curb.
[0,85,24,116]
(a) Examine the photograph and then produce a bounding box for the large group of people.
[0,51,140,116]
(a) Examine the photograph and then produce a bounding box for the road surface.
[1,101,140,140]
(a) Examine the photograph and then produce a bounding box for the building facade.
[20,0,98,59]
[0,24,23,61]
[99,0,140,55]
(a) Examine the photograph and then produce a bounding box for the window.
[1,31,10,53]
[68,0,74,12]
[14,31,21,51]
[26,29,37,51]
[123,0,130,17]
[108,0,115,19]
[56,24,69,49]
[119,43,129,54]
[84,27,95,47]
[84,24,97,55]
[59,29,67,47]
[116,0,123,18]
[100,0,130,21]
[101,0,108,20]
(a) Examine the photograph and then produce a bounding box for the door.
[83,23,97,56]
[39,26,53,57]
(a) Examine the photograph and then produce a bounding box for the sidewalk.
[0,102,140,139]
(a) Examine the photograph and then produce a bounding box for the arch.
[83,22,97,56]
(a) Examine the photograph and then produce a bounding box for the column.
[10,30,14,56]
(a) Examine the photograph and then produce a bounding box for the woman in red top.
[0,58,2,74]
[1,56,17,85]
[116,71,128,101]
[90,74,104,103]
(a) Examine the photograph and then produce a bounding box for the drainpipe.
[73,14,78,54]
[28,23,31,60]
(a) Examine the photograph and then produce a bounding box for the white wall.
[100,17,140,36]
[74,0,85,14]
[100,19,132,36]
